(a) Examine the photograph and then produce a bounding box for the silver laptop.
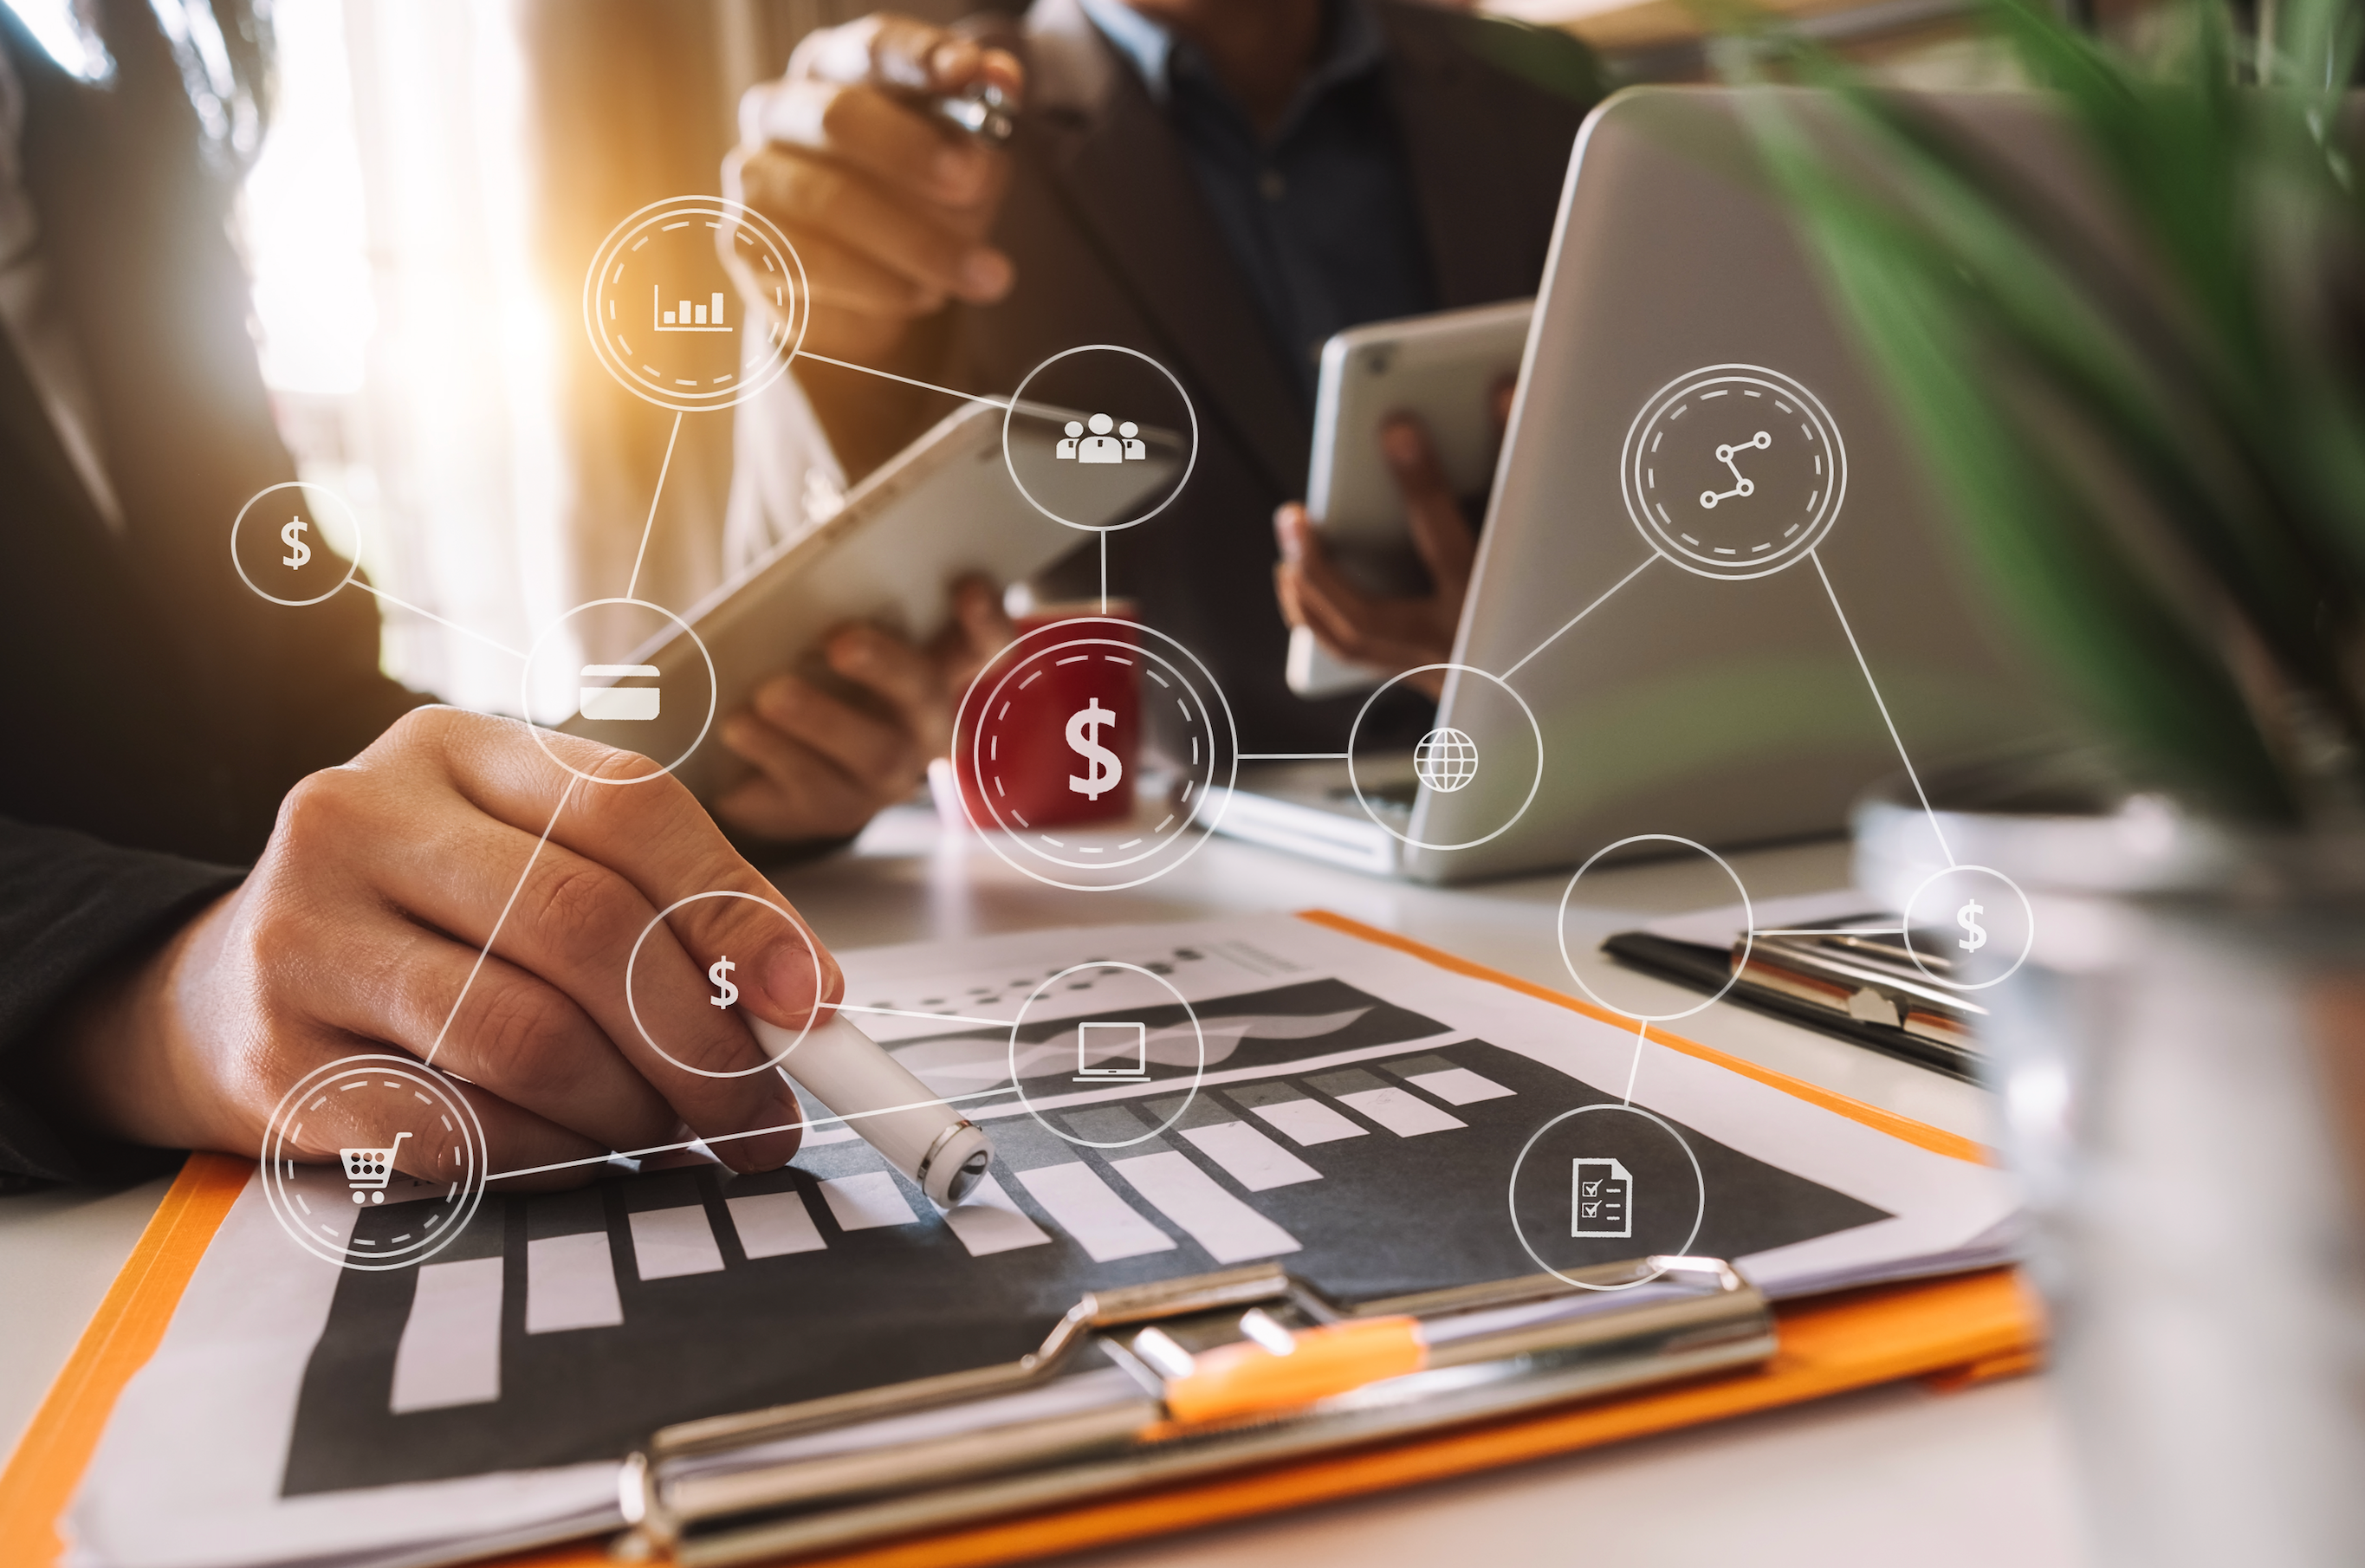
[1213,87,2077,884]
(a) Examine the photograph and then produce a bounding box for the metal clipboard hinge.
[613,1256,1773,1565]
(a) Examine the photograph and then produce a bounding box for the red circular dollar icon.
[953,618,1236,891]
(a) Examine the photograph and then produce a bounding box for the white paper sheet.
[65,911,2016,1568]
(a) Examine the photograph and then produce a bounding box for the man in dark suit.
[0,2,839,1188]
[712,0,1602,839]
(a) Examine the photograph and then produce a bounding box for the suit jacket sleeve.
[0,819,242,1189]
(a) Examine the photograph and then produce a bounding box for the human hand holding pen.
[44,708,845,1188]
[726,16,1026,364]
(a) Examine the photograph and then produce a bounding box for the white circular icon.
[1002,346,1197,532]
[519,597,716,787]
[1005,962,1206,1149]
[1900,863,2035,990]
[230,481,367,607]
[582,196,807,413]
[1506,1103,1705,1292]
[952,618,1236,891]
[1345,664,1543,852]
[260,1054,488,1271]
[1621,365,1844,580]
[624,889,825,1079]
[1559,835,1753,1023]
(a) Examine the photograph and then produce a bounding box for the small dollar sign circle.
[1066,698,1123,800]
[281,515,311,570]
[707,956,738,1009]
[1955,899,1987,954]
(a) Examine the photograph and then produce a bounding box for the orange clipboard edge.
[0,1150,249,1565]
[0,911,2038,1568]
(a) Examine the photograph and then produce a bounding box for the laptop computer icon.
[1072,1020,1149,1083]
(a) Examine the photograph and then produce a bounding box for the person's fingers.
[266,1040,612,1194]
[742,78,997,210]
[1491,373,1517,434]
[729,147,1011,302]
[791,15,1024,100]
[729,207,946,321]
[822,625,949,750]
[939,576,1014,677]
[1273,560,1306,630]
[337,781,806,1171]
[712,732,883,844]
[750,671,927,794]
[356,712,834,1163]
[282,897,680,1156]
[1383,418,1478,598]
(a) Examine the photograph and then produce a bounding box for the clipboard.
[0,913,2041,1568]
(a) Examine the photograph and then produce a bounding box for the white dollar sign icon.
[1955,899,1987,954]
[707,956,738,1009]
[1066,698,1123,800]
[281,516,310,570]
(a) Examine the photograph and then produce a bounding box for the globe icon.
[1413,727,1481,793]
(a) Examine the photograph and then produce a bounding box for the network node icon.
[1620,364,1845,580]
[1413,727,1481,793]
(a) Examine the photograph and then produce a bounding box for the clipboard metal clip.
[616,1256,1773,1565]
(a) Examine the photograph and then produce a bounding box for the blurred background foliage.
[1727,0,2365,824]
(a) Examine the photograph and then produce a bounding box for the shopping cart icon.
[340,1131,411,1205]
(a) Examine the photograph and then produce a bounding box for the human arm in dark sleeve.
[0,819,242,1189]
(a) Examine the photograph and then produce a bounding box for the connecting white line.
[624,410,684,603]
[1499,555,1656,683]
[1239,752,1349,761]
[1753,927,1904,936]
[485,1082,1022,1183]
[826,1001,1017,1031]
[422,777,578,1068]
[1621,1016,1649,1106]
[1810,549,1956,867]
[791,350,1012,410]
[348,582,529,662]
[1098,532,1109,616]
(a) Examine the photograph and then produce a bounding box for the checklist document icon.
[1571,1158,1633,1239]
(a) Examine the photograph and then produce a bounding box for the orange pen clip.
[1161,1313,1431,1424]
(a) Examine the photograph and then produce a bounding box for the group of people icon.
[1056,413,1147,464]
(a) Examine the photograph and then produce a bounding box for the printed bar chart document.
[58,913,2018,1568]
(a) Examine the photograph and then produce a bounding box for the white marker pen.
[748,1014,993,1207]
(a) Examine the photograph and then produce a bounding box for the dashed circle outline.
[1005,961,1206,1150]
[969,638,1210,871]
[1619,364,1846,580]
[231,481,366,607]
[1558,834,1754,1023]
[581,196,808,414]
[1901,862,2036,991]
[1344,664,1544,852]
[952,617,1239,892]
[520,597,716,787]
[624,889,825,1079]
[1506,1102,1706,1292]
[258,1053,488,1272]
[1001,345,1199,534]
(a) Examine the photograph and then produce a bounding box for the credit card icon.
[580,664,661,722]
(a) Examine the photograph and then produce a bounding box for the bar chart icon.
[656,285,730,333]
[1571,1157,1632,1239]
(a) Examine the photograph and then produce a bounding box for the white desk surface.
[0,809,2090,1565]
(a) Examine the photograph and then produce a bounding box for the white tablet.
[561,399,1176,805]
[1290,298,1535,698]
